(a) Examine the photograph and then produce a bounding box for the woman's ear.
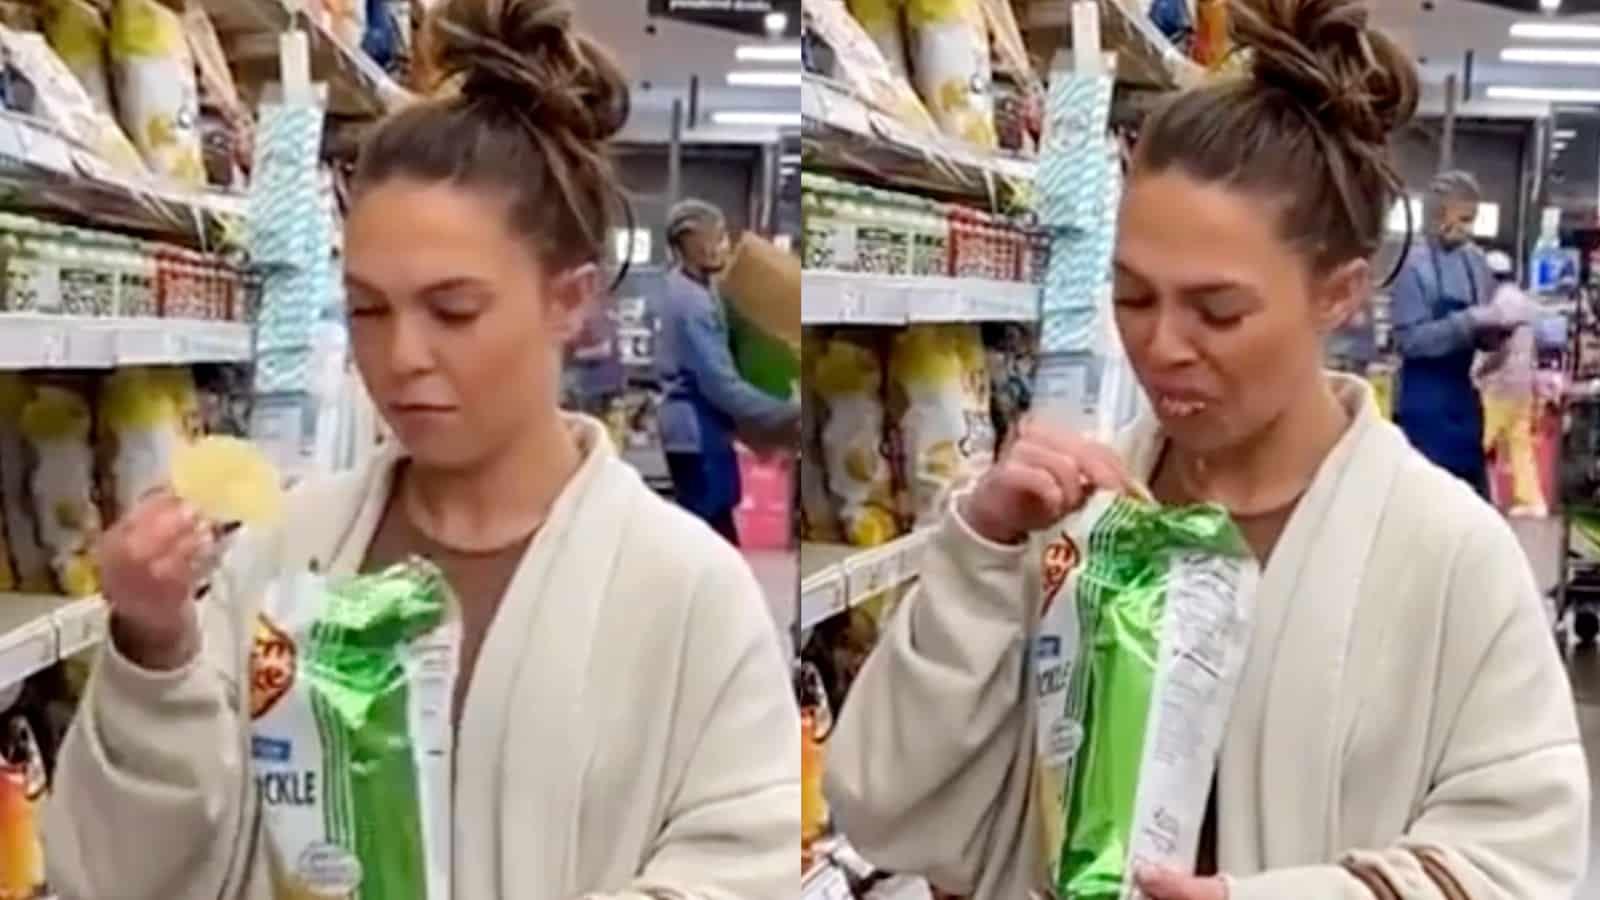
[1313,258,1372,335]
[547,263,601,344]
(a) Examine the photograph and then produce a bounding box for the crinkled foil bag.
[250,558,458,900]
[1033,494,1257,898]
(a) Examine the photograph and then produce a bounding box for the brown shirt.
[361,464,534,729]
[1151,449,1301,877]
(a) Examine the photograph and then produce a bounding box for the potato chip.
[171,435,284,525]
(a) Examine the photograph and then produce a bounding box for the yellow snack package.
[906,0,997,147]
[98,367,183,521]
[109,0,206,183]
[846,0,910,81]
[20,384,99,597]
[890,324,994,526]
[171,435,284,526]
[0,376,49,593]
[813,330,900,547]
[43,0,113,114]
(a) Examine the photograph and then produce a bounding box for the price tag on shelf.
[115,328,175,365]
[845,544,900,604]
[0,615,56,690]
[38,327,69,368]
[55,598,106,659]
[799,571,847,631]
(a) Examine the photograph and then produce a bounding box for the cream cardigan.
[43,416,799,900]
[827,376,1588,899]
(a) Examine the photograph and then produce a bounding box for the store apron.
[1396,247,1488,495]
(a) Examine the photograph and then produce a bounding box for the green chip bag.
[250,558,458,900]
[1034,494,1257,898]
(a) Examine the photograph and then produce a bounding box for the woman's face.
[343,178,589,469]
[1113,170,1364,457]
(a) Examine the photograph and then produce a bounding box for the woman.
[1392,170,1509,496]
[826,2,1587,899]
[41,1,797,898]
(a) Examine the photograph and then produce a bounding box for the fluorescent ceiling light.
[1487,85,1600,103]
[764,11,788,34]
[1510,21,1600,40]
[1557,129,1578,138]
[713,110,802,126]
[1542,0,1563,11]
[737,44,801,62]
[1502,47,1600,65]
[727,70,801,87]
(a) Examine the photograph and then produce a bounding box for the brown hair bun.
[1232,0,1418,146]
[427,0,630,144]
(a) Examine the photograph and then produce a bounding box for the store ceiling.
[572,2,797,142]
[1375,0,1600,100]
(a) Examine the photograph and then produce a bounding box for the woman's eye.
[1200,309,1244,328]
[431,306,478,324]
[1113,293,1154,309]
[348,305,387,319]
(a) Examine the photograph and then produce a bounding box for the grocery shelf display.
[799,0,1213,894]
[0,0,408,889]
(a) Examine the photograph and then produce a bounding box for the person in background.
[1477,249,1547,517]
[824,2,1586,898]
[1391,170,1512,495]
[655,198,800,543]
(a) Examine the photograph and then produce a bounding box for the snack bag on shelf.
[21,383,100,597]
[845,0,910,80]
[323,0,367,49]
[906,0,997,148]
[0,715,46,900]
[890,324,992,527]
[0,25,145,175]
[252,558,457,900]
[1193,0,1231,69]
[799,344,843,544]
[43,0,114,115]
[109,0,206,184]
[1034,494,1256,899]
[806,0,938,135]
[796,662,832,867]
[813,330,899,547]
[0,376,50,593]
[148,366,203,439]
[97,367,184,521]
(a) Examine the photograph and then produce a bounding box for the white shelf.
[803,272,1040,325]
[205,1,413,118]
[0,595,103,690]
[1025,0,1203,90]
[803,75,1036,202]
[799,531,930,632]
[0,110,243,248]
[0,315,252,369]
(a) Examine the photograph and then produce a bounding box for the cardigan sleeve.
[42,531,264,900]
[823,504,1036,894]
[1228,515,1589,900]
[594,541,801,900]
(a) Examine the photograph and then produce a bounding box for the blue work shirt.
[1391,240,1493,487]
[653,268,796,457]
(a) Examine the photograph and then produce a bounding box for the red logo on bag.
[250,614,297,720]
[1040,534,1080,614]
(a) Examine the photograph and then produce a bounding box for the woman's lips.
[1153,393,1210,419]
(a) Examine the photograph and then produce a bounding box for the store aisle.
[1516,518,1600,892]
[745,549,798,653]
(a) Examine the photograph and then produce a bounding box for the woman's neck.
[402,414,583,553]
[1170,376,1351,515]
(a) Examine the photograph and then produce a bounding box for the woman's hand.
[959,416,1131,545]
[1136,865,1228,900]
[97,490,215,672]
